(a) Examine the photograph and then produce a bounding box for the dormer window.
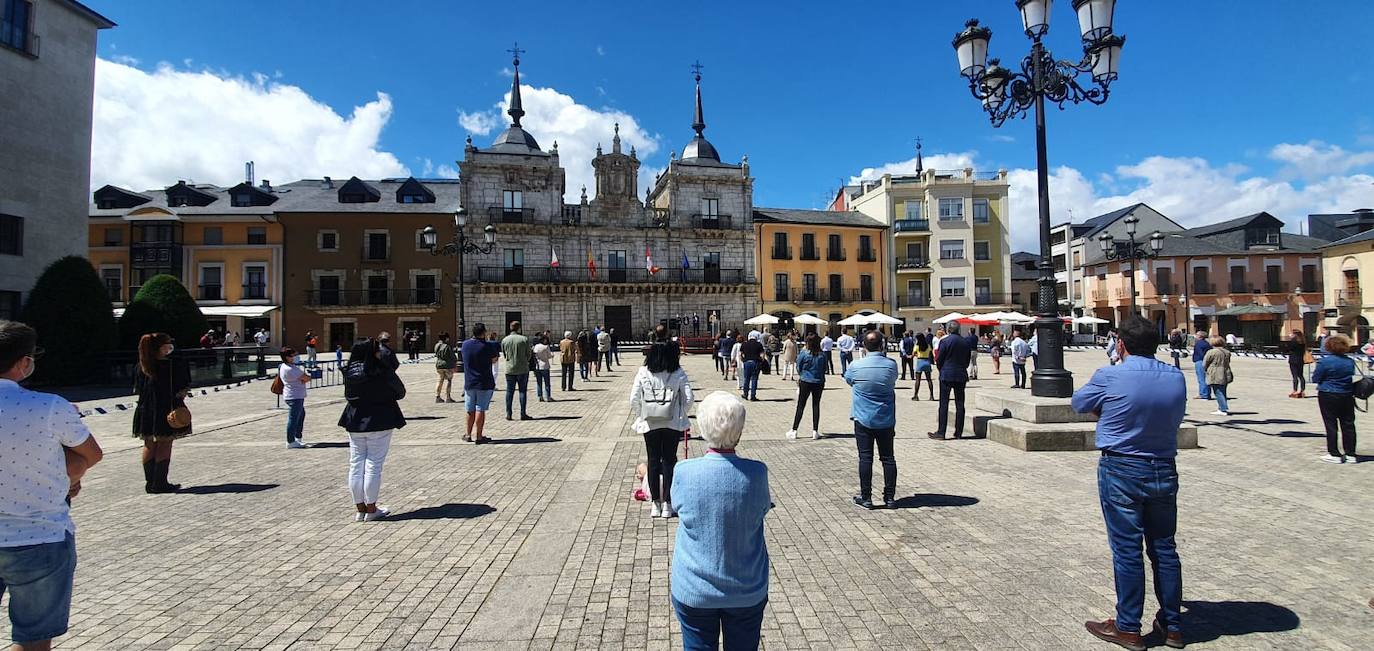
[395,177,435,204]
[1244,227,1280,247]
[338,177,380,204]
[231,193,252,207]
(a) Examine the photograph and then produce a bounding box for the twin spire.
[507,43,526,127]
[691,60,706,138]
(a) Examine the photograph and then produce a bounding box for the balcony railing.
[561,205,583,226]
[1153,283,1178,295]
[897,294,932,308]
[895,257,931,270]
[788,288,862,304]
[1193,282,1216,295]
[894,219,930,233]
[304,289,440,307]
[1229,281,1253,294]
[1337,289,1360,306]
[1299,281,1323,294]
[690,214,732,230]
[857,249,877,262]
[486,206,537,225]
[1091,289,1108,301]
[827,247,846,262]
[771,246,792,260]
[199,284,222,301]
[644,212,735,230]
[800,246,820,261]
[242,284,268,300]
[974,292,1014,306]
[474,266,744,285]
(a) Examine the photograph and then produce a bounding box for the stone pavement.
[14,348,1374,649]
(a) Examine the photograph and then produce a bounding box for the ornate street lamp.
[1098,215,1164,316]
[423,209,496,342]
[952,0,1125,398]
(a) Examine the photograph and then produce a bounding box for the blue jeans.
[0,532,76,644]
[1193,360,1211,399]
[741,360,760,400]
[533,368,552,399]
[672,596,767,651]
[1012,362,1026,388]
[1097,455,1183,635]
[285,398,305,442]
[505,373,529,417]
[1210,384,1229,412]
[839,351,853,374]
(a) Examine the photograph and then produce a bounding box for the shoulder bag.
[166,367,192,429]
[639,378,678,420]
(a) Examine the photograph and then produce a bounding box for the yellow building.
[844,166,1013,332]
[89,181,285,341]
[1321,230,1374,343]
[752,208,888,334]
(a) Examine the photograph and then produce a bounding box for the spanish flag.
[587,250,596,279]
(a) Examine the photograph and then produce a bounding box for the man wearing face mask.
[0,320,105,650]
[278,347,311,449]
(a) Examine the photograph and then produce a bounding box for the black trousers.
[791,381,823,431]
[1318,391,1358,457]
[603,351,614,370]
[826,351,835,374]
[900,356,915,380]
[1289,360,1306,393]
[938,380,967,438]
[716,355,726,374]
[561,363,575,391]
[854,422,896,501]
[643,428,681,503]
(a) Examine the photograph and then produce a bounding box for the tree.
[19,256,118,385]
[118,274,209,350]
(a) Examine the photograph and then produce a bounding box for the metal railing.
[827,247,846,261]
[486,206,537,225]
[894,219,930,233]
[857,249,877,262]
[304,289,440,307]
[474,266,744,285]
[242,284,268,300]
[689,214,732,230]
[974,292,1014,306]
[897,294,932,308]
[1152,282,1178,295]
[1193,282,1216,295]
[771,245,792,260]
[198,284,222,301]
[895,257,930,269]
[800,246,821,261]
[561,205,583,226]
[1337,289,1359,306]
[788,288,861,304]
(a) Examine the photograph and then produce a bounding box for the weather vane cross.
[508,42,525,65]
[690,60,704,80]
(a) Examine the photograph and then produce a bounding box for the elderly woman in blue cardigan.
[670,391,772,650]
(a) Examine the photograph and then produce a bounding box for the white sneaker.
[1346,456,1360,464]
[661,504,676,518]
[354,512,366,522]
[785,429,797,440]
[1320,455,1345,464]
[287,440,306,449]
[812,430,822,440]
[1209,410,1228,416]
[295,438,307,448]
[650,502,662,517]
[364,507,390,521]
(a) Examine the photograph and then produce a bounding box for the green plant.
[19,256,118,385]
[118,274,209,349]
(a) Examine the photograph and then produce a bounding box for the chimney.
[322,176,333,189]
[245,161,255,185]
[259,179,272,192]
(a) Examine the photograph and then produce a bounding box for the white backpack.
[639,376,678,420]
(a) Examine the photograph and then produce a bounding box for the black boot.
[142,460,156,494]
[153,460,181,493]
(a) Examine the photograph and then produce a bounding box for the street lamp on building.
[422,210,496,341]
[952,0,1126,398]
[1098,215,1164,316]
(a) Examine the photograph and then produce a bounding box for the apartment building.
[1050,203,1181,316]
[753,208,886,334]
[1082,212,1326,344]
[1,0,113,317]
[89,180,285,340]
[846,167,1012,332]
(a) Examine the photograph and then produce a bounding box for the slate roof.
[1082,227,1328,266]
[90,178,463,217]
[752,208,886,229]
[1183,212,1280,238]
[1010,251,1040,281]
[1320,228,1374,249]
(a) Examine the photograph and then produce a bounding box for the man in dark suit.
[929,322,975,440]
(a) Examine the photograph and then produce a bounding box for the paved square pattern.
[10,349,1372,649]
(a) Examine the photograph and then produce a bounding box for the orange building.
[753,208,887,334]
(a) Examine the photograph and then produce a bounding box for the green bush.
[19,256,118,385]
[118,274,208,350]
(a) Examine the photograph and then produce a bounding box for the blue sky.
[85,0,1374,250]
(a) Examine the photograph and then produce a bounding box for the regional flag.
[550,246,560,267]
[646,246,660,275]
[587,250,597,279]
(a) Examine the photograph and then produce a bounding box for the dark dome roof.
[488,125,542,154]
[681,135,720,162]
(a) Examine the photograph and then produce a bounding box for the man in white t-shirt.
[820,333,836,375]
[0,321,103,649]
[837,328,857,374]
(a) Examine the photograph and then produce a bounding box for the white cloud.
[92,58,406,191]
[848,151,979,183]
[458,109,500,136]
[420,158,459,179]
[853,142,1374,253]
[457,84,661,201]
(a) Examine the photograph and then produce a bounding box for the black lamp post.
[953,0,1125,398]
[1098,215,1164,317]
[422,210,496,342]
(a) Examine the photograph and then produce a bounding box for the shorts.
[0,532,76,644]
[436,368,453,380]
[464,389,494,412]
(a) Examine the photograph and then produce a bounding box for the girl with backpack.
[628,340,694,519]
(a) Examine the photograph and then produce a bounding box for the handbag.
[1303,349,1315,365]
[270,375,284,395]
[165,360,191,429]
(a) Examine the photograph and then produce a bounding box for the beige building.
[1320,229,1374,343]
[0,0,113,317]
[844,166,1013,332]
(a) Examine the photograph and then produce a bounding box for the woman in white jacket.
[628,340,694,519]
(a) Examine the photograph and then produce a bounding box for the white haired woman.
[670,391,772,650]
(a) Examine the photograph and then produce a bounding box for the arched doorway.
[1336,314,1370,344]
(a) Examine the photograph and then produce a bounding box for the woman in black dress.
[1286,329,1308,398]
[132,332,192,493]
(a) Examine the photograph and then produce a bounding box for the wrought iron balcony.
[974,292,1013,306]
[304,289,441,307]
[689,214,732,230]
[198,284,222,301]
[242,283,268,300]
[799,246,821,261]
[894,219,930,233]
[1193,282,1217,295]
[486,206,537,225]
[787,288,861,304]
[771,245,792,260]
[827,247,846,262]
[473,266,743,285]
[1337,289,1360,306]
[896,294,932,308]
[895,257,931,270]
[1152,283,1178,296]
[857,249,877,262]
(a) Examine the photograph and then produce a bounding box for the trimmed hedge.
[118,274,209,350]
[20,256,118,385]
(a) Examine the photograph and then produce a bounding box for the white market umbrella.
[933,312,967,324]
[1073,315,1110,325]
[743,314,780,325]
[995,311,1036,323]
[792,314,828,325]
[836,314,873,326]
[861,311,903,325]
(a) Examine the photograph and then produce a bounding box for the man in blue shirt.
[843,331,898,510]
[1190,329,1212,399]
[898,331,916,380]
[1071,316,1186,650]
[837,328,856,374]
[929,322,975,440]
[460,323,500,444]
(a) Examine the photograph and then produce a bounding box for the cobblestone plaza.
[26,350,1374,650]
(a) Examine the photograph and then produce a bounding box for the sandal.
[462,435,473,443]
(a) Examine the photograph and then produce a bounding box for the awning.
[112,305,279,319]
[1213,304,1286,317]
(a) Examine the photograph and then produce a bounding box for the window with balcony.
[503,248,525,283]
[1302,265,1318,291]
[415,273,437,304]
[608,250,627,282]
[801,233,819,260]
[906,280,927,307]
[858,235,875,261]
[938,198,964,221]
[774,273,789,302]
[940,277,966,297]
[771,232,790,259]
[366,274,389,305]
[1265,265,1283,293]
[974,241,991,261]
[365,232,388,261]
[975,278,993,304]
[0,214,22,255]
[503,190,523,216]
[243,265,266,299]
[972,198,990,223]
[247,226,267,245]
[700,198,719,217]
[904,201,922,221]
[827,234,843,261]
[1,0,35,55]
[101,267,122,302]
[1193,267,1213,294]
[702,252,721,283]
[1156,268,1173,295]
[860,274,873,301]
[828,274,843,301]
[199,266,222,301]
[317,275,341,306]
[203,227,223,245]
[103,228,123,247]
[802,273,817,301]
[939,240,964,260]
[1229,265,1247,293]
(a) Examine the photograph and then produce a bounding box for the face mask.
[292,355,300,364]
[19,357,35,381]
